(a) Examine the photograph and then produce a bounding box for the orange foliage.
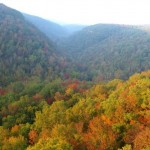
[134,127,150,150]
[83,116,116,150]
[28,130,38,145]
[101,115,113,125]
[11,125,20,135]
[130,120,135,125]
[75,122,84,134]
[114,106,124,123]
[124,123,141,144]
[54,92,65,101]
[32,93,43,101]
[40,129,50,139]
[138,116,150,126]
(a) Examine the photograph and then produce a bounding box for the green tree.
[27,138,72,150]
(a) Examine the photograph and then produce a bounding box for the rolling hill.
[60,24,150,81]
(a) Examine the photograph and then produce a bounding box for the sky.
[0,0,150,25]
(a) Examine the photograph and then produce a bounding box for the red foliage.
[47,97,54,105]
[64,73,70,79]
[138,116,150,126]
[0,88,6,95]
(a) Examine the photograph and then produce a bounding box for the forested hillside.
[0,4,68,86]
[0,3,150,150]
[23,14,68,41]
[22,13,150,82]
[0,70,150,150]
[60,24,150,81]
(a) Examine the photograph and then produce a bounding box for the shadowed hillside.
[59,24,150,81]
[0,4,67,86]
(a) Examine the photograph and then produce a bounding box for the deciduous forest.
[0,4,150,150]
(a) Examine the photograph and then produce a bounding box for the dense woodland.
[59,24,150,81]
[1,71,150,150]
[0,4,150,150]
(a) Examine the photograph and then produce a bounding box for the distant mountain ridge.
[63,24,86,34]
[60,24,150,80]
[23,13,68,40]
[23,14,86,41]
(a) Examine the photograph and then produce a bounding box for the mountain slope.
[23,14,86,41]
[23,14,68,40]
[0,4,66,86]
[60,24,150,80]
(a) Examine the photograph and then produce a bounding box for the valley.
[0,4,150,150]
